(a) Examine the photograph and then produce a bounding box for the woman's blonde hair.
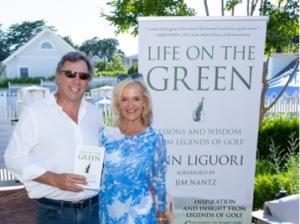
[112,78,153,127]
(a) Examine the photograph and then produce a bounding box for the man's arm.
[34,171,87,192]
[4,106,41,182]
[5,107,86,192]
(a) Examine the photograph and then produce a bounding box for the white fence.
[0,89,297,187]
[0,98,298,121]
[8,82,37,89]
[0,168,16,182]
[265,98,299,114]
[0,168,20,187]
[92,76,117,83]
[0,90,17,119]
[40,80,57,92]
[0,106,17,120]
[8,76,117,93]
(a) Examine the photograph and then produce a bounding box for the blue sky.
[0,0,267,56]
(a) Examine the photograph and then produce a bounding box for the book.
[73,145,105,190]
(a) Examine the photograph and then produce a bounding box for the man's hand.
[34,171,87,192]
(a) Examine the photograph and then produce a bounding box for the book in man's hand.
[73,145,105,190]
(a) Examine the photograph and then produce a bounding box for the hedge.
[257,116,299,159]
[254,154,299,209]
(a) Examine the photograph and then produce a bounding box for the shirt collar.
[46,92,89,113]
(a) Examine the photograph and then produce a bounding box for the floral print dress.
[99,127,167,224]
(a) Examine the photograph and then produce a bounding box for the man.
[4,51,103,224]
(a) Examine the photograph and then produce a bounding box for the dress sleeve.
[151,133,167,212]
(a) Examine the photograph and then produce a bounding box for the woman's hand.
[157,212,169,224]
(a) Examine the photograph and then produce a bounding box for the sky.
[0,0,268,56]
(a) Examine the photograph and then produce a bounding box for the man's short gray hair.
[55,51,93,76]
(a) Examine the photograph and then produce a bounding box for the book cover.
[73,145,105,190]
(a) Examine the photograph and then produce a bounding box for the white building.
[0,28,75,79]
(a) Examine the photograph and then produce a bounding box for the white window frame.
[40,41,55,51]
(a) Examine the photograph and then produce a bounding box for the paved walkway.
[0,186,35,224]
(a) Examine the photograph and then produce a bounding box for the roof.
[2,27,75,65]
[266,57,299,98]
[19,85,49,91]
[268,58,299,88]
[99,85,114,90]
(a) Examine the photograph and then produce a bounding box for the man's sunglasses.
[117,73,143,83]
[61,70,91,80]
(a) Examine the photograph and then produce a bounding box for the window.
[20,67,29,78]
[41,41,53,49]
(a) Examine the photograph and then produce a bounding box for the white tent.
[18,85,50,103]
[93,95,112,109]
[266,58,299,99]
[17,85,50,116]
[90,85,113,99]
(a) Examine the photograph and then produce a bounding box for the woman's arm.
[151,133,168,222]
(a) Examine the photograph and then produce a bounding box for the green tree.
[262,0,299,53]
[95,55,126,72]
[63,36,79,50]
[0,25,10,61]
[102,0,195,36]
[259,0,299,124]
[98,38,124,62]
[203,0,246,16]
[6,20,54,53]
[225,0,242,15]
[79,37,101,56]
[127,64,138,74]
[80,37,125,71]
[110,55,126,71]
[199,0,299,53]
[203,0,209,16]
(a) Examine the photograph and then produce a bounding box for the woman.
[99,76,168,223]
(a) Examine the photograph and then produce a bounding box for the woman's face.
[119,83,145,123]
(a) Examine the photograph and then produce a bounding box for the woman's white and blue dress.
[99,127,167,224]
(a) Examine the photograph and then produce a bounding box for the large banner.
[138,17,268,223]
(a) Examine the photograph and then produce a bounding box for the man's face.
[55,60,90,104]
